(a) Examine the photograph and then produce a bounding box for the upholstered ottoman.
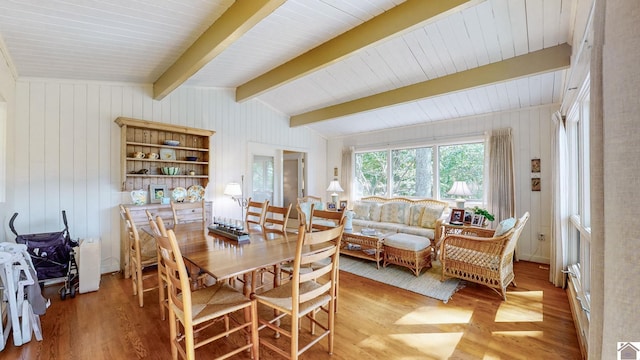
[383,233,432,276]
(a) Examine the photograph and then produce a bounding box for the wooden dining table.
[156,222,329,296]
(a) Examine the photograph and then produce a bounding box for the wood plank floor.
[2,260,581,359]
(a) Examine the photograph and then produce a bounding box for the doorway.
[247,143,306,220]
[283,151,305,219]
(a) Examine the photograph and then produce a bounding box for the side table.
[340,231,387,269]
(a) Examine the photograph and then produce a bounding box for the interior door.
[283,152,305,219]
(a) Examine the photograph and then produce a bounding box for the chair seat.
[444,245,500,271]
[174,282,251,324]
[254,280,331,316]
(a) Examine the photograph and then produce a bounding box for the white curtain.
[487,128,516,224]
[341,147,353,202]
[549,111,569,287]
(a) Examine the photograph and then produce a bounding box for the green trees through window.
[354,141,484,202]
[439,143,484,200]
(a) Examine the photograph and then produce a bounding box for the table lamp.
[224,176,247,219]
[447,181,472,209]
[326,179,344,206]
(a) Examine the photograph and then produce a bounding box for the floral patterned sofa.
[349,196,449,243]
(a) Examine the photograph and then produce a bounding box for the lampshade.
[326,180,344,193]
[447,181,472,209]
[447,181,472,196]
[223,182,242,197]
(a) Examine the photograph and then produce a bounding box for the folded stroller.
[9,211,79,300]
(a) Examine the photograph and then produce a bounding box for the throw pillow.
[369,203,382,222]
[380,202,410,224]
[420,203,445,229]
[409,205,426,226]
[352,201,372,220]
[494,217,516,236]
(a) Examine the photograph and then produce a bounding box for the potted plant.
[472,206,495,224]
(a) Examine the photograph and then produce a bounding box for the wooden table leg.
[243,272,252,297]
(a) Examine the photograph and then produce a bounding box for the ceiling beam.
[290,43,572,127]
[235,0,481,102]
[153,0,285,100]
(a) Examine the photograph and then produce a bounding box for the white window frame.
[353,135,486,206]
[566,75,591,318]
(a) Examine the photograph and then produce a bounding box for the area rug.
[338,256,463,303]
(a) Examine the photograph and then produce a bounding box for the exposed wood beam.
[153,0,285,100]
[290,43,572,127]
[235,0,481,102]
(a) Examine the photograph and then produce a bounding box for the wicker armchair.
[440,212,529,300]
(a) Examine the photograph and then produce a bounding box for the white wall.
[8,80,327,273]
[328,105,556,264]
[0,38,16,240]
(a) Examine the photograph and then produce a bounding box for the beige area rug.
[338,255,463,303]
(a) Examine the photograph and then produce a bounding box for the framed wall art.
[531,158,541,173]
[531,178,541,191]
[150,184,168,204]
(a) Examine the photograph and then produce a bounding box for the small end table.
[340,230,388,269]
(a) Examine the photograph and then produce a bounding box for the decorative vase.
[344,210,355,231]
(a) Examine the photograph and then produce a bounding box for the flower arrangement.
[472,206,495,222]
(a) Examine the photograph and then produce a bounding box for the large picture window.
[354,140,484,204]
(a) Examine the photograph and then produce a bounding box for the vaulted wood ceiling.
[0,0,574,138]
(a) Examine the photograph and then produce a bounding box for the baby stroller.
[9,211,79,300]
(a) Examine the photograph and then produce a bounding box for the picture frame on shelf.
[463,210,473,225]
[449,208,465,225]
[471,214,485,227]
[150,184,168,204]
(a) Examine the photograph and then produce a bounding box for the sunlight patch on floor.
[395,306,473,325]
[495,291,543,322]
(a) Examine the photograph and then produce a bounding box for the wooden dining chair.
[246,198,269,231]
[263,203,293,238]
[146,210,169,320]
[171,201,206,226]
[251,223,344,360]
[119,205,158,308]
[310,209,345,231]
[254,203,293,290]
[156,229,259,360]
[296,196,323,233]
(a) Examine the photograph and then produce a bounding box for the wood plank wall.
[8,80,327,273]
